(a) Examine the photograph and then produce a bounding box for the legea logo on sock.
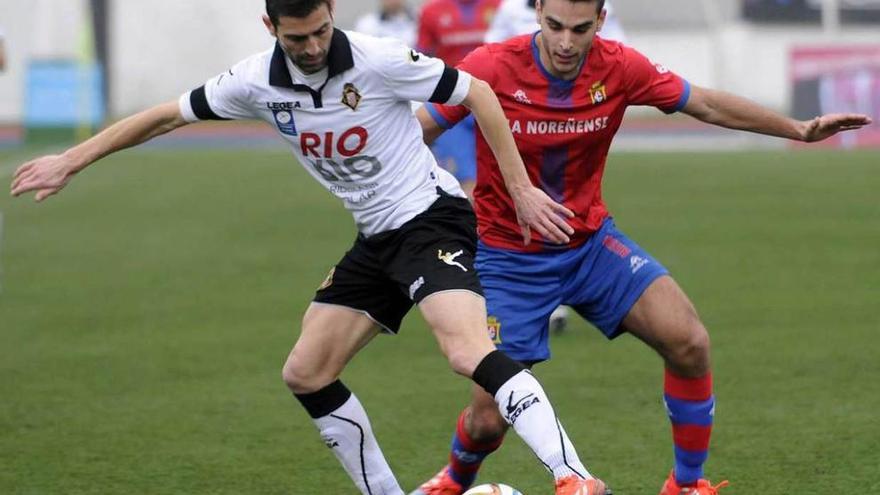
[505,391,541,424]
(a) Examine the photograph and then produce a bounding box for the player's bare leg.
[283,303,404,495]
[413,291,607,495]
[621,275,727,494]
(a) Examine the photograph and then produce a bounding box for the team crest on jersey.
[267,101,300,136]
[487,316,502,344]
[589,81,607,105]
[342,83,362,111]
[318,266,335,290]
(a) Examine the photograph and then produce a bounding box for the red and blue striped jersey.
[427,34,691,252]
[417,0,501,67]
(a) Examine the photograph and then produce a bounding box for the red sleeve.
[426,46,497,129]
[622,46,691,114]
[417,4,437,55]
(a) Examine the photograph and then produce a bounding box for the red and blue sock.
[446,409,504,489]
[664,369,714,486]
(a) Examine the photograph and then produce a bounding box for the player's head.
[380,0,407,13]
[535,0,606,80]
[263,0,335,74]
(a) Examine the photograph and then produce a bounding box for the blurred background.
[0,2,878,494]
[0,0,878,150]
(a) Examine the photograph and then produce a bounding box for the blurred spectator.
[485,0,625,43]
[354,0,417,47]
[417,0,501,198]
[0,27,6,72]
[417,0,501,66]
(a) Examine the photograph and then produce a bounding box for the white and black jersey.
[179,29,471,236]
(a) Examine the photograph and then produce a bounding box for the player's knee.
[669,320,711,375]
[281,355,335,395]
[468,404,508,441]
[446,348,480,377]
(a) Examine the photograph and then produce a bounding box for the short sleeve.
[622,46,690,114]
[425,46,496,129]
[178,59,255,123]
[381,38,472,105]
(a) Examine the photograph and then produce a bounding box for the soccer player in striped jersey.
[411,0,872,494]
[484,0,625,336]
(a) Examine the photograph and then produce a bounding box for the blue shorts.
[431,115,476,182]
[478,218,669,363]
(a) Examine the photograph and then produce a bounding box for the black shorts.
[313,192,484,333]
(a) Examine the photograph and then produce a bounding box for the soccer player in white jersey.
[485,0,624,43]
[10,1,611,494]
[354,0,417,47]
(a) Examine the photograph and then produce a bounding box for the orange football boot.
[555,475,611,495]
[408,466,464,495]
[659,471,729,495]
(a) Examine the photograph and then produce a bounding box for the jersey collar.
[269,28,355,89]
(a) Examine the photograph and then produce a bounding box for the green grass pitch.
[1,148,878,494]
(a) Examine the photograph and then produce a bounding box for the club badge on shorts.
[342,83,362,111]
[487,316,502,344]
[318,267,335,290]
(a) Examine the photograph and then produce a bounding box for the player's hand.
[801,113,873,142]
[10,154,79,202]
[510,185,575,246]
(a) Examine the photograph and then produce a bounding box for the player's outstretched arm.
[681,85,873,142]
[11,101,189,202]
[416,105,445,146]
[460,77,575,245]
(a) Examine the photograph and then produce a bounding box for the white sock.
[495,370,593,481]
[312,393,404,495]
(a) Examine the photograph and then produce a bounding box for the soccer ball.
[463,483,523,495]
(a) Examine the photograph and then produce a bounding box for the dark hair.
[265,0,332,25]
[543,0,606,15]
[576,0,606,14]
